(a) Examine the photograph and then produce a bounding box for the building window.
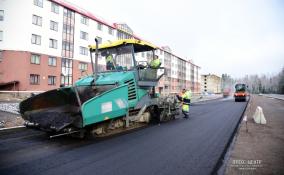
[108,27,113,35]
[31,54,40,64]
[48,57,56,66]
[80,31,88,40]
[61,58,72,86]
[63,9,74,18]
[79,62,88,71]
[0,10,4,21]
[49,39,57,49]
[80,46,88,56]
[81,15,89,25]
[51,2,59,14]
[97,23,102,31]
[96,36,102,44]
[63,24,74,34]
[30,74,40,84]
[62,41,73,51]
[48,76,56,85]
[50,21,58,31]
[0,31,2,41]
[32,15,42,26]
[33,0,43,7]
[62,8,75,58]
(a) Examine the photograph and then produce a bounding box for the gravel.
[0,103,23,128]
[225,95,284,175]
[0,103,20,114]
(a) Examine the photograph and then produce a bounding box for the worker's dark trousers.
[182,110,189,118]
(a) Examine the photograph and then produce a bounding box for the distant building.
[201,74,221,94]
[0,0,200,93]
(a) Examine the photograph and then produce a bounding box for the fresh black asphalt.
[0,98,248,175]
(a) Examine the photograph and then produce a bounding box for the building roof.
[50,0,200,69]
[201,74,221,78]
[0,81,19,90]
[50,0,115,29]
[50,0,144,40]
[159,48,201,68]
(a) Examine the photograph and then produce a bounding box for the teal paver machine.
[19,39,180,138]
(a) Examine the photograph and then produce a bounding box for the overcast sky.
[68,0,284,78]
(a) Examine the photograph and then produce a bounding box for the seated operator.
[149,55,161,69]
[106,52,115,70]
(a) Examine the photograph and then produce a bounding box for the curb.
[0,125,26,134]
[0,125,25,130]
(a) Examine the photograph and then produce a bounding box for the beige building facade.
[201,74,221,94]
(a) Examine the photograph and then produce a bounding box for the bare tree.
[236,67,284,94]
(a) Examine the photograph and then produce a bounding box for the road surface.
[0,98,248,175]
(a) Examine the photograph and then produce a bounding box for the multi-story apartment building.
[0,0,116,91]
[0,0,200,94]
[156,48,200,95]
[201,74,221,94]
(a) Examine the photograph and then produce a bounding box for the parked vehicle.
[223,88,231,98]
